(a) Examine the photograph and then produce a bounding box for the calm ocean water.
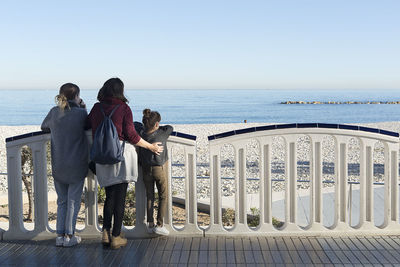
[1,89,400,125]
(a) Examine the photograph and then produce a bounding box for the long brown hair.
[97,78,128,103]
[56,83,80,110]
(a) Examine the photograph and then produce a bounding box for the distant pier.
[280,100,400,104]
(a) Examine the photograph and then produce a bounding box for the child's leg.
[111,182,128,237]
[143,165,156,225]
[54,180,68,236]
[154,162,168,227]
[65,179,85,236]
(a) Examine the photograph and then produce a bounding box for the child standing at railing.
[41,83,88,247]
[135,109,173,236]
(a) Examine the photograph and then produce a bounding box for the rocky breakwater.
[281,101,400,104]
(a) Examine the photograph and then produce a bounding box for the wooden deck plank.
[164,236,176,250]
[331,250,350,264]
[278,250,293,264]
[234,250,246,264]
[351,250,371,264]
[217,250,227,263]
[179,250,190,264]
[283,237,296,251]
[323,250,342,264]
[260,250,275,264]
[249,237,261,250]
[383,237,400,250]
[208,250,218,264]
[360,250,380,264]
[2,235,400,265]
[226,238,234,250]
[208,237,217,250]
[306,250,323,264]
[160,249,173,264]
[266,237,278,250]
[217,236,226,250]
[348,237,367,250]
[252,250,265,264]
[226,250,236,264]
[342,250,361,264]
[275,237,288,251]
[188,250,199,264]
[234,238,244,251]
[291,237,305,250]
[257,236,270,250]
[199,237,208,250]
[365,237,385,250]
[244,250,255,264]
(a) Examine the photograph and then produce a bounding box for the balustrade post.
[3,146,25,240]
[258,138,275,232]
[83,171,99,234]
[383,143,399,229]
[30,142,50,235]
[333,137,352,231]
[308,135,325,231]
[283,136,300,231]
[206,145,225,234]
[357,139,375,229]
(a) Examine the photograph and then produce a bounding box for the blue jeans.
[54,179,85,235]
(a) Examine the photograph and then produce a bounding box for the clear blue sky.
[1,0,399,90]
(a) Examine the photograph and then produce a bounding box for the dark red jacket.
[88,97,141,145]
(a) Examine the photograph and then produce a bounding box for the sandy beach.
[1,122,400,198]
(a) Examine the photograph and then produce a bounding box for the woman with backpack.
[88,77,163,250]
[41,83,88,247]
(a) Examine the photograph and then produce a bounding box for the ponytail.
[55,94,69,110]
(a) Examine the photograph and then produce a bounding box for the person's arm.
[41,108,53,132]
[159,125,174,139]
[135,138,163,155]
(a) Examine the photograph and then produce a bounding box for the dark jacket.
[135,122,173,166]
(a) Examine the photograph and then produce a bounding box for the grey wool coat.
[41,101,89,184]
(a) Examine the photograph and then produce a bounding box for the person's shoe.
[102,230,111,246]
[56,236,64,247]
[147,223,155,234]
[154,225,169,236]
[63,235,81,247]
[110,235,127,250]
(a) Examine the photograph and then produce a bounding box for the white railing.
[2,123,400,240]
[206,123,400,236]
[2,130,200,240]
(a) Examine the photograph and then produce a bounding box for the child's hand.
[152,142,164,155]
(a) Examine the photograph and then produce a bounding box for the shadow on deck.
[2,235,400,266]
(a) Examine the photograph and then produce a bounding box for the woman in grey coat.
[41,83,88,247]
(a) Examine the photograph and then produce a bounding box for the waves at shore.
[1,122,400,198]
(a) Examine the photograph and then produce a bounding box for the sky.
[0,0,399,90]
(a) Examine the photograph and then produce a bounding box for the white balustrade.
[2,124,400,240]
[3,131,199,240]
[206,125,400,236]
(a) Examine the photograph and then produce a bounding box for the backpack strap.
[99,104,120,118]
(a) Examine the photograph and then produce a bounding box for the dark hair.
[56,83,80,110]
[97,77,128,103]
[142,108,161,130]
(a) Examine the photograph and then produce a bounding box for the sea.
[1,89,400,125]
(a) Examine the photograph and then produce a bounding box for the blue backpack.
[90,104,125,164]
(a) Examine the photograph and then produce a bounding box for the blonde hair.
[55,83,80,111]
[55,94,69,110]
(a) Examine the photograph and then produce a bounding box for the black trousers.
[103,182,128,237]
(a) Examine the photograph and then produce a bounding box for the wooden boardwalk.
[2,236,400,266]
